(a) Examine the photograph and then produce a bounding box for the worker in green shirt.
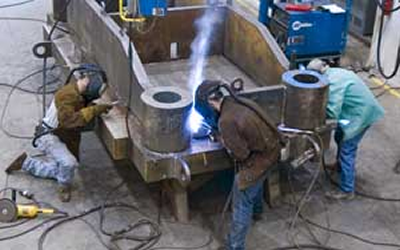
[307,59,385,200]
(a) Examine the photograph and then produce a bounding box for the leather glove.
[93,104,113,116]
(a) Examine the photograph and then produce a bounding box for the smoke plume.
[187,4,223,133]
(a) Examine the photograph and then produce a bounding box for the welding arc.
[0,0,34,9]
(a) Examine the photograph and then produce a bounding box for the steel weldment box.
[269,3,347,59]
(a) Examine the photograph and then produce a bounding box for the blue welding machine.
[138,0,167,17]
[260,1,350,63]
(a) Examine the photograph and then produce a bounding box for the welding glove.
[81,104,113,123]
[93,104,113,115]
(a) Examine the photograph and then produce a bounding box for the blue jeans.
[22,134,79,186]
[227,175,265,250]
[334,127,368,193]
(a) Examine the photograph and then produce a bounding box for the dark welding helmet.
[77,64,108,102]
[194,80,223,131]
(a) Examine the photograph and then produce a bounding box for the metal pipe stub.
[282,70,328,159]
[141,86,192,153]
[283,70,328,130]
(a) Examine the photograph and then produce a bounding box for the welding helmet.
[194,80,223,130]
[77,64,108,103]
[307,59,329,74]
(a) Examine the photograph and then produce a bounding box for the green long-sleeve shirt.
[324,68,385,141]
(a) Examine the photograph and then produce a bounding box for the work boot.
[325,190,355,201]
[5,153,27,174]
[58,184,72,203]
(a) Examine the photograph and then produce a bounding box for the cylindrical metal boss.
[283,70,328,130]
[141,86,192,153]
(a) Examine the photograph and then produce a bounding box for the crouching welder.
[195,80,281,250]
[5,64,113,202]
[307,59,385,200]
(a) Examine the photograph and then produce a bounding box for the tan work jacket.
[219,97,280,190]
[53,83,93,159]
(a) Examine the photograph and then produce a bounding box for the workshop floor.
[1,1,400,250]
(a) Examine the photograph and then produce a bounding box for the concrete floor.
[1,1,400,250]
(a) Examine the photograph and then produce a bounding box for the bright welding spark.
[187,6,223,133]
[188,107,204,133]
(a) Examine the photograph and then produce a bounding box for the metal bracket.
[290,148,315,169]
[32,41,53,59]
[169,157,191,187]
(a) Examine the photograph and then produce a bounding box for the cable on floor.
[0,0,34,9]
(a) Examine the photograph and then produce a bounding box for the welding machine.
[136,0,167,16]
[259,0,351,64]
[124,0,167,17]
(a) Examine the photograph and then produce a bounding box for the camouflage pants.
[22,134,79,185]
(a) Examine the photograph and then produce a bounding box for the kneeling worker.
[5,64,113,202]
[195,80,281,250]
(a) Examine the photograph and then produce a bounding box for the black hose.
[302,215,400,248]
[0,65,62,140]
[373,0,400,13]
[37,202,162,250]
[47,0,73,40]
[376,10,400,80]
[0,16,70,34]
[0,0,34,9]
[219,83,282,142]
[322,157,400,202]
[270,244,344,250]
[125,22,134,142]
[0,215,67,241]
[0,78,60,95]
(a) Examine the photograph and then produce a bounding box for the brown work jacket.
[219,97,280,190]
[52,83,91,160]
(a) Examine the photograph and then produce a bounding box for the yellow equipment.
[0,189,56,223]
